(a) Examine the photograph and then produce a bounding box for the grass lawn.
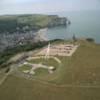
[26,58,60,80]
[0,73,5,80]
[18,65,32,71]
[27,58,59,68]
[34,68,49,76]
[48,41,100,85]
[0,75,100,100]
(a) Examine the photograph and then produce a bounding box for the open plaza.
[35,43,79,56]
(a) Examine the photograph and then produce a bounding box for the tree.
[72,34,77,42]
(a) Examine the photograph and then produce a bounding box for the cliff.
[0,14,70,52]
[47,15,67,27]
[0,14,69,33]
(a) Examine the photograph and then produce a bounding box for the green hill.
[0,14,67,33]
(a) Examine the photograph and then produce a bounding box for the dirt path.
[27,56,62,64]
[0,75,7,86]
[0,72,10,86]
[0,66,14,86]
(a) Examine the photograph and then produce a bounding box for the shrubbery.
[0,41,48,69]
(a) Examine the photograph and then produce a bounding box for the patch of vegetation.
[18,65,32,72]
[0,41,48,69]
[28,58,58,68]
[35,68,49,76]
[86,38,94,42]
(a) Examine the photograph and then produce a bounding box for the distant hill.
[0,14,68,33]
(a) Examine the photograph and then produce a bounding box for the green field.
[0,40,100,100]
[27,58,59,68]
[18,64,32,72]
[35,68,49,76]
[18,58,59,78]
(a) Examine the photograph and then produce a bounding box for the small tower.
[45,42,50,59]
[72,34,77,42]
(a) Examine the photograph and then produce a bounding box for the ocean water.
[46,11,100,43]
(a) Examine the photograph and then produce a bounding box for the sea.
[46,10,100,43]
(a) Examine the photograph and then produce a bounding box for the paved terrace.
[35,44,79,57]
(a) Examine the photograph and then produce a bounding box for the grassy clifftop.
[0,14,67,33]
[0,40,100,100]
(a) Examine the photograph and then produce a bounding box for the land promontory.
[0,14,70,52]
[0,14,69,33]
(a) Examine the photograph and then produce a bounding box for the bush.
[0,41,48,69]
[86,38,94,42]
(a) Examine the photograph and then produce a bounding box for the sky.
[0,0,100,15]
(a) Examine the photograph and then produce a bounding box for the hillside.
[0,40,100,100]
[0,14,68,33]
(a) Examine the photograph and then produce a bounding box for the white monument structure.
[45,42,50,59]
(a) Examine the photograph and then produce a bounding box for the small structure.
[23,70,29,74]
[23,62,28,65]
[29,68,35,75]
[45,43,50,59]
[72,34,77,42]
